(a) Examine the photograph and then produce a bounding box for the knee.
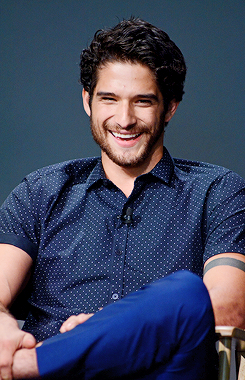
[145,271,215,335]
[167,271,215,346]
[166,271,214,321]
[175,271,213,319]
[136,271,215,356]
[147,271,211,308]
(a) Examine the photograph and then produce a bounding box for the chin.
[105,150,150,168]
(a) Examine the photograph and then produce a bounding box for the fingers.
[59,316,74,333]
[0,331,36,380]
[12,348,39,379]
[0,349,13,380]
[60,313,94,333]
[21,332,36,349]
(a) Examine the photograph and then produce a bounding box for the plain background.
[1,2,244,377]
[1,0,245,205]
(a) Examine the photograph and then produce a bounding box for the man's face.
[83,61,177,169]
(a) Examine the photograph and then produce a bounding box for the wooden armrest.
[216,326,245,352]
[216,326,245,340]
[215,326,245,380]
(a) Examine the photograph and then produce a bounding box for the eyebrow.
[96,91,159,101]
[96,92,117,97]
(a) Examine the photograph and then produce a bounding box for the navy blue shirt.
[0,148,245,341]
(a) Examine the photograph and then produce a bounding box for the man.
[0,17,245,379]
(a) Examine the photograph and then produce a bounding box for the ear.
[164,100,179,123]
[82,89,91,117]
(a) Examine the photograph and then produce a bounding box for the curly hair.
[80,17,186,110]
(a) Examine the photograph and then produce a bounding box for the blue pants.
[37,271,217,379]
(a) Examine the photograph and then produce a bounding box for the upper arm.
[203,252,245,328]
[0,244,33,308]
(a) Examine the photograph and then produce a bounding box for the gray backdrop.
[1,0,245,205]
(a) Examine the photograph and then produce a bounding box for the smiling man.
[86,62,167,167]
[0,17,245,380]
[83,61,177,197]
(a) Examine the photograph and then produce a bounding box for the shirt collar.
[149,147,174,185]
[85,159,106,190]
[85,147,175,190]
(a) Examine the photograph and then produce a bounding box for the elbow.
[212,302,245,329]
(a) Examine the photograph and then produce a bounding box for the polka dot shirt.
[0,147,245,341]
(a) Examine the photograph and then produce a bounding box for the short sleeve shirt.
[0,148,245,341]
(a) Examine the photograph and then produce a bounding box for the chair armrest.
[216,326,245,342]
[215,326,245,380]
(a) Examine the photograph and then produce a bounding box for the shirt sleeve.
[0,175,40,260]
[203,170,245,262]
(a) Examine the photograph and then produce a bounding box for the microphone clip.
[122,207,133,225]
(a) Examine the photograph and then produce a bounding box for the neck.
[101,148,163,198]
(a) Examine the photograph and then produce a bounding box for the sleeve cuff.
[0,232,37,261]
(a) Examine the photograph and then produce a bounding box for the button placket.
[109,221,129,302]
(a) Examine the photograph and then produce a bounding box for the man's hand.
[0,311,36,380]
[13,348,39,379]
[60,313,94,333]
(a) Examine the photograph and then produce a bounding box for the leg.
[37,271,217,379]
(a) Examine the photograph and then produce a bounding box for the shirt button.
[116,250,123,256]
[112,293,119,300]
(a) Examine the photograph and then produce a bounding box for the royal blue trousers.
[37,271,217,379]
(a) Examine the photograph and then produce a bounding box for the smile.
[111,131,142,140]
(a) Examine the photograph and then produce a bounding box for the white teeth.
[112,132,140,139]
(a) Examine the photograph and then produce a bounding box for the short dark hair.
[80,17,186,110]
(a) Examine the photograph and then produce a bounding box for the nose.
[114,101,137,129]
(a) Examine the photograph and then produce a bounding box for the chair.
[216,326,245,380]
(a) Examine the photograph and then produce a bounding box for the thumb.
[21,332,36,348]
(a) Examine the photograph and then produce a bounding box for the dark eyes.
[137,99,153,105]
[101,97,116,102]
[100,97,153,106]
